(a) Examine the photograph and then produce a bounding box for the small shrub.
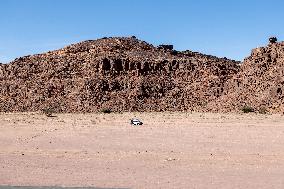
[101,108,112,114]
[259,107,268,114]
[242,106,254,113]
[42,107,54,117]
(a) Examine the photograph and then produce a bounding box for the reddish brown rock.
[0,37,240,112]
[208,39,284,113]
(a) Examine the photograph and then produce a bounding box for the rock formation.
[207,39,284,113]
[0,37,240,112]
[269,37,278,44]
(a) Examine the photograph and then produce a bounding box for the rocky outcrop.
[2,37,284,113]
[207,40,284,113]
[0,37,240,112]
[157,45,174,51]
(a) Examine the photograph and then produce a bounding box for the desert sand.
[1,112,284,189]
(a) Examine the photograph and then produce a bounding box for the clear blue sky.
[1,0,284,63]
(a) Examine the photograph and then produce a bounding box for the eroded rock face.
[207,40,284,113]
[0,37,240,112]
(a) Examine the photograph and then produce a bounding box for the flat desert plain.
[1,112,284,189]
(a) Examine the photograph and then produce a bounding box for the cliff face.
[208,41,284,113]
[0,37,240,112]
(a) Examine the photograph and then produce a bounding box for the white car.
[131,118,143,126]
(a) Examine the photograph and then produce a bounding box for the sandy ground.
[0,112,284,189]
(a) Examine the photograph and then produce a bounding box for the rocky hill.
[207,39,284,113]
[0,37,240,112]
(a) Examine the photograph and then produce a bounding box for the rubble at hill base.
[0,37,283,113]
